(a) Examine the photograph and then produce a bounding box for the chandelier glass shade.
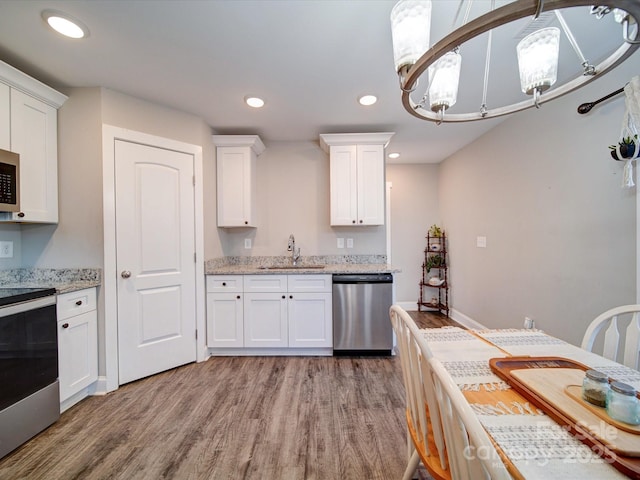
[390,0,640,124]
[428,51,463,111]
[390,0,432,74]
[516,27,560,95]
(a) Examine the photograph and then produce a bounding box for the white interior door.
[115,139,196,384]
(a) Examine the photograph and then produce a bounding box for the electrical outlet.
[244,238,252,249]
[0,241,13,258]
[476,236,487,248]
[346,238,354,249]
[337,238,344,249]
[524,317,535,329]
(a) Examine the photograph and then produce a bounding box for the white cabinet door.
[0,83,9,151]
[58,310,98,402]
[206,292,244,347]
[329,143,384,226]
[5,89,58,223]
[288,292,332,348]
[357,143,384,225]
[216,146,255,227]
[329,145,358,226]
[243,292,288,347]
[57,288,98,404]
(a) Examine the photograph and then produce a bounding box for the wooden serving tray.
[490,356,640,479]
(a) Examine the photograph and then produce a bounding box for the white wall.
[387,164,440,306]
[218,141,387,257]
[439,52,639,346]
[0,225,21,269]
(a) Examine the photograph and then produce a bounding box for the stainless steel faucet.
[288,234,301,265]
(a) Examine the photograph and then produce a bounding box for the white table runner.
[420,327,636,479]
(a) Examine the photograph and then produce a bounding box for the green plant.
[425,254,444,272]
[609,134,639,160]
[429,224,443,237]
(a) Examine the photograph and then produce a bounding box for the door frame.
[102,125,205,392]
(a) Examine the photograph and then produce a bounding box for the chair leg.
[402,450,420,480]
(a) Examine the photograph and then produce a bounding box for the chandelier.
[390,0,640,123]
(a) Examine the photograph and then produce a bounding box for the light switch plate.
[476,236,487,248]
[244,238,251,249]
[0,241,13,258]
[337,238,344,249]
[346,238,354,249]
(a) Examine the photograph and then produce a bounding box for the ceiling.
[0,0,628,164]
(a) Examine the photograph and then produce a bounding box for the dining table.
[421,326,640,479]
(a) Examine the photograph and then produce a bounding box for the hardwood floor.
[408,310,462,330]
[0,310,458,480]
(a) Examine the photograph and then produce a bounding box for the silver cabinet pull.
[121,270,132,279]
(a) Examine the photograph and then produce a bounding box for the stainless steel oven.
[0,287,59,459]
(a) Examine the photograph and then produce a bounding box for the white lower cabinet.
[57,287,98,411]
[206,275,244,348]
[244,292,288,347]
[288,292,333,347]
[206,274,332,353]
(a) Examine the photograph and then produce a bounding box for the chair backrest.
[429,357,512,480]
[581,305,640,369]
[389,305,447,474]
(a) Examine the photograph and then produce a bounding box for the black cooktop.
[0,287,57,307]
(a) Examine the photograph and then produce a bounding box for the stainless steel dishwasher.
[332,273,393,355]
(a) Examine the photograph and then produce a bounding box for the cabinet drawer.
[57,287,96,320]
[244,275,287,293]
[288,274,332,293]
[207,275,243,293]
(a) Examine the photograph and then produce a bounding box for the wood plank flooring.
[0,311,457,480]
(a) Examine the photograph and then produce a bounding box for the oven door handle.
[0,295,56,318]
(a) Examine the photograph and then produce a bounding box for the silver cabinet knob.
[121,270,132,279]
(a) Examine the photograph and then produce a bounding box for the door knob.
[121,270,132,279]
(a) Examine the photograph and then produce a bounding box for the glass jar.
[582,369,609,407]
[606,381,640,425]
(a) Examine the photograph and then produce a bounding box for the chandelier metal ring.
[399,0,640,123]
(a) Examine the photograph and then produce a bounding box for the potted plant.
[610,135,640,161]
[425,254,444,272]
[429,224,443,237]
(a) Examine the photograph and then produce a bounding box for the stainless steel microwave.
[0,148,19,212]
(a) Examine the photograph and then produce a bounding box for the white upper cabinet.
[0,83,9,151]
[8,90,58,222]
[0,60,67,223]
[320,132,394,226]
[213,135,265,228]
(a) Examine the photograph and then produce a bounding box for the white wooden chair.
[389,305,448,480]
[581,305,640,370]
[428,357,512,480]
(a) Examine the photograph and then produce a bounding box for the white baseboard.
[449,308,486,330]
[91,376,110,395]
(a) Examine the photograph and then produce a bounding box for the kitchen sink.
[258,265,325,270]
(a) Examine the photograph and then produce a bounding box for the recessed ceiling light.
[42,10,89,39]
[388,152,400,159]
[245,96,265,108]
[358,95,377,106]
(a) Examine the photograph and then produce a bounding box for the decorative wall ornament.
[617,76,640,188]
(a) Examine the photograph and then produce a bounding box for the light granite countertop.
[0,268,102,294]
[205,255,400,275]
